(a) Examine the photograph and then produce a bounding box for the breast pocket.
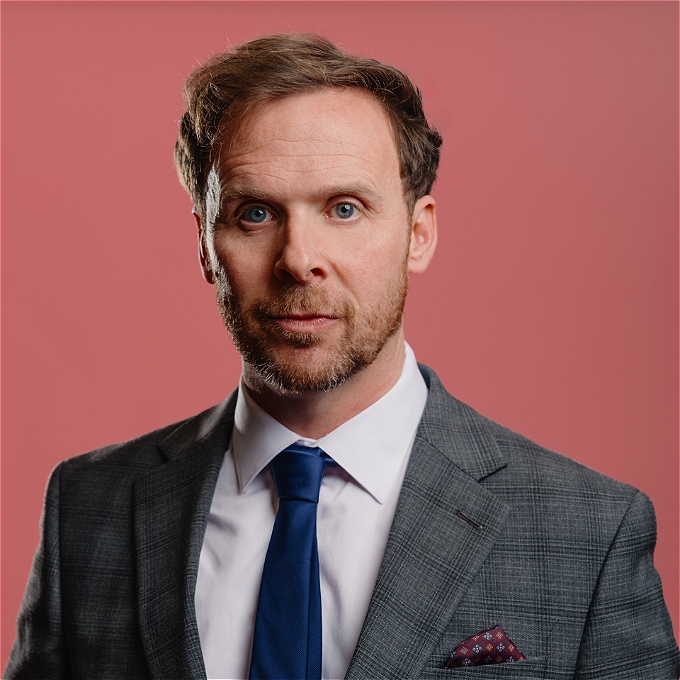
[421,656,548,679]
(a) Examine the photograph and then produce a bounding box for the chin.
[250,347,369,394]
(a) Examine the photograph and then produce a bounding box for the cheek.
[334,217,409,262]
[211,235,274,291]
[336,246,406,302]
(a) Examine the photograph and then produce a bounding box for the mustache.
[251,285,353,322]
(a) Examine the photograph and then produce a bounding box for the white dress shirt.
[195,343,428,680]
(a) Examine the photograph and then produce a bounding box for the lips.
[276,313,336,320]
[269,313,339,333]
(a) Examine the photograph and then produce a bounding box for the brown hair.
[175,33,442,217]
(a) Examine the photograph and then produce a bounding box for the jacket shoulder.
[486,412,637,497]
[56,393,236,481]
[418,363,639,506]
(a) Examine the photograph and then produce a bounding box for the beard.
[213,264,409,394]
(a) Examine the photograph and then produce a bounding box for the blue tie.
[249,444,330,680]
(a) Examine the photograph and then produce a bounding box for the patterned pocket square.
[444,624,527,668]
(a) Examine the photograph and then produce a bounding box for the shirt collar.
[232,343,428,504]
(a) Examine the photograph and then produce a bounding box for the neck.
[242,330,406,439]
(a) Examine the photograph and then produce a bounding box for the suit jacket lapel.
[133,395,237,679]
[346,367,511,679]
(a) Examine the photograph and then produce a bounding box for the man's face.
[199,88,434,393]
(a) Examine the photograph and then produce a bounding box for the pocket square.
[444,624,527,668]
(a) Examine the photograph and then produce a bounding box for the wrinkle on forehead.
[222,91,399,170]
[206,89,403,218]
[220,137,396,183]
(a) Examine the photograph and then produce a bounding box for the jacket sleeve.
[5,464,71,679]
[574,490,680,679]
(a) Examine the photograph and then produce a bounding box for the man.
[6,33,679,679]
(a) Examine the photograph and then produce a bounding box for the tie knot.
[270,445,327,503]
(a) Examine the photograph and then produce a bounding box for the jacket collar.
[133,393,237,680]
[416,364,508,481]
[345,365,511,679]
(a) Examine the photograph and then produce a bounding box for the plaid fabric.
[6,366,680,679]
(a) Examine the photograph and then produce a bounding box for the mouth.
[269,313,339,334]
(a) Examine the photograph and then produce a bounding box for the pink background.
[2,1,678,663]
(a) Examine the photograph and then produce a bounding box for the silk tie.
[249,444,330,680]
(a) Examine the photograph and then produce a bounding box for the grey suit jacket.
[7,366,680,679]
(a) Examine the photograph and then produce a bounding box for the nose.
[273,213,326,284]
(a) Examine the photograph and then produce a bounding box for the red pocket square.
[444,624,527,668]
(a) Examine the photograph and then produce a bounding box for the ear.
[407,195,437,274]
[193,208,215,284]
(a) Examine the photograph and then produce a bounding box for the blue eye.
[334,203,356,219]
[244,206,270,223]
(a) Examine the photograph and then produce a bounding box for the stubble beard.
[213,264,409,394]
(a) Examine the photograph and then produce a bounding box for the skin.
[194,88,437,439]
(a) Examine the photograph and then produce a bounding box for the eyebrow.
[219,186,269,204]
[220,183,385,208]
[320,184,385,206]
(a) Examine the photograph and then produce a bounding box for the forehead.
[215,89,402,197]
